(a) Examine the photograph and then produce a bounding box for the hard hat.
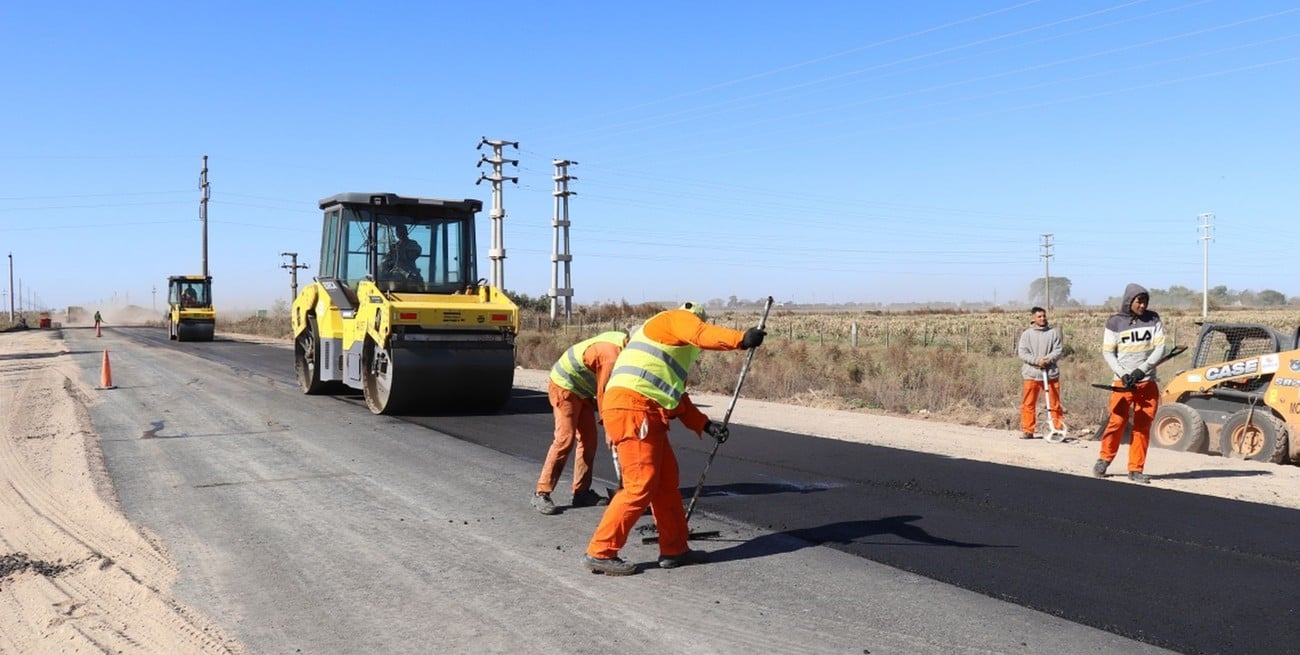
[679,301,708,322]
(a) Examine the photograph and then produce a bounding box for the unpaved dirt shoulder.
[509,367,1300,511]
[0,329,243,655]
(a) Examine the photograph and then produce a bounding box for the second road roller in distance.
[290,192,519,414]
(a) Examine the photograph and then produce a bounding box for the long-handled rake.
[643,295,774,545]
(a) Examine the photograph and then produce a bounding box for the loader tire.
[1218,411,1289,464]
[1152,402,1208,453]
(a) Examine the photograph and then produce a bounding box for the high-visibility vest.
[550,331,627,398]
[606,312,700,409]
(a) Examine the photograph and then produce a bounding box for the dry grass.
[157,306,1300,434]
[519,306,1300,433]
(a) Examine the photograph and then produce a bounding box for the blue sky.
[2,0,1298,313]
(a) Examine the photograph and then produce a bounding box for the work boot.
[583,554,636,576]
[1092,459,1110,478]
[659,549,709,569]
[1020,432,1036,440]
[1128,471,1152,484]
[571,489,609,507]
[531,492,557,515]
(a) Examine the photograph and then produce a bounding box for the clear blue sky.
[2,0,1298,313]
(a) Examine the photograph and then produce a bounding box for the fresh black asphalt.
[126,329,1300,655]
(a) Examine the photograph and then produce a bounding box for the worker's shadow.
[685,482,836,498]
[707,515,999,564]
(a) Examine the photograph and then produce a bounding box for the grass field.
[10,304,1297,436]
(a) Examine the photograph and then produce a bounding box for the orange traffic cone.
[95,322,102,337]
[98,349,117,390]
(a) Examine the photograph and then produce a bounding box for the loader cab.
[317,193,483,295]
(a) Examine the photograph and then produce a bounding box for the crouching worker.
[583,301,765,575]
[532,330,630,514]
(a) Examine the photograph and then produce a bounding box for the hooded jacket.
[1018,321,1063,380]
[1102,283,1166,381]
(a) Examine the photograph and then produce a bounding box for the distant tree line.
[1026,277,1295,310]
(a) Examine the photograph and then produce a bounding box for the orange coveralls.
[1099,380,1159,472]
[536,340,622,496]
[1020,377,1064,434]
[586,310,745,559]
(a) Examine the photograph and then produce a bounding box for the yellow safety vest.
[550,331,627,399]
[606,313,700,409]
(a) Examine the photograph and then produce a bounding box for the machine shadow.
[392,388,550,417]
[1154,469,1272,481]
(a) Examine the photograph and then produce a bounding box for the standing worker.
[583,301,765,575]
[532,329,630,514]
[1017,306,1064,439]
[93,310,103,337]
[1094,284,1166,484]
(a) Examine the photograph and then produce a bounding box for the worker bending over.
[532,329,629,514]
[584,302,765,575]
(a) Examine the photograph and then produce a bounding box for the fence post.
[851,321,858,348]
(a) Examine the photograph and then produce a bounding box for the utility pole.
[152,285,157,312]
[549,159,577,324]
[280,252,309,304]
[200,154,210,277]
[475,137,518,290]
[1039,233,1054,311]
[6,252,12,322]
[1199,211,1214,318]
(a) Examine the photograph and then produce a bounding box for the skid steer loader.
[290,192,518,415]
[166,275,215,342]
[1153,322,1300,464]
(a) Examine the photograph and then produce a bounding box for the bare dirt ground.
[2,327,1298,654]
[0,329,244,654]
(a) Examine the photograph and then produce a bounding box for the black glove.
[740,327,767,349]
[704,420,730,444]
[1121,369,1146,389]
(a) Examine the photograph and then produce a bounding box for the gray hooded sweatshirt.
[1018,322,1063,381]
[1102,283,1167,381]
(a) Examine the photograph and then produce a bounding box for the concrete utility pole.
[7,252,13,322]
[1199,212,1214,318]
[1039,233,1054,311]
[200,154,211,277]
[280,252,309,304]
[151,285,157,312]
[475,137,518,290]
[549,159,577,324]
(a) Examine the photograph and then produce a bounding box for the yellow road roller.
[166,275,215,341]
[290,192,519,414]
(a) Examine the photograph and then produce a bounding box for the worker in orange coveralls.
[532,329,630,515]
[583,302,766,575]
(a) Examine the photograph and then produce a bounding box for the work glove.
[1121,369,1147,389]
[704,420,730,444]
[740,327,767,349]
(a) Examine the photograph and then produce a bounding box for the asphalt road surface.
[69,326,1299,654]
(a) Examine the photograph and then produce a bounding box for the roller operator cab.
[166,275,215,342]
[290,192,519,415]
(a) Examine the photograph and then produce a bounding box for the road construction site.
[2,324,1297,654]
